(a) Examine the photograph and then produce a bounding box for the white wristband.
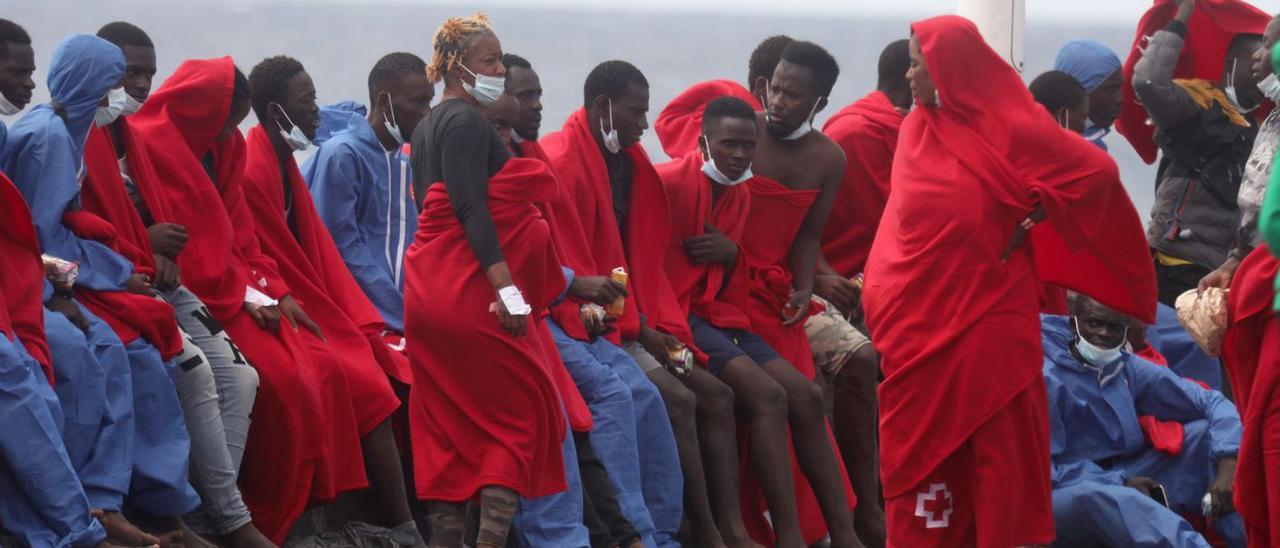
[498,285,532,316]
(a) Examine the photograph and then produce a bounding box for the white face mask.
[380,92,405,147]
[94,87,129,127]
[700,135,752,186]
[1058,110,1071,131]
[120,92,144,116]
[600,97,622,154]
[272,103,311,151]
[1073,319,1126,369]
[1225,58,1258,114]
[763,81,823,141]
[0,93,21,116]
[461,63,505,107]
[1259,72,1280,102]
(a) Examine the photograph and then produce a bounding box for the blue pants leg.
[513,415,590,547]
[45,307,133,512]
[549,322,657,547]
[0,335,107,548]
[122,338,201,516]
[1116,419,1247,547]
[1052,481,1210,547]
[591,338,683,548]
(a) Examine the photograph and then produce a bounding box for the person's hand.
[813,273,860,317]
[782,287,813,326]
[1208,457,1237,517]
[46,294,90,332]
[683,222,738,265]
[126,273,156,296]
[244,302,281,332]
[152,254,180,292]
[1124,476,1160,497]
[638,325,681,371]
[278,294,324,341]
[580,305,616,337]
[1001,205,1046,263]
[147,223,188,258]
[569,276,627,307]
[1198,256,1241,293]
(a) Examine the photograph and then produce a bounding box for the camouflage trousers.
[805,295,872,378]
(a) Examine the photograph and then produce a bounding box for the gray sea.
[15,0,1156,215]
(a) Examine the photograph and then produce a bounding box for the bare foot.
[225,522,278,548]
[98,510,161,547]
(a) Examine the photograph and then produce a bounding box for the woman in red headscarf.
[862,16,1157,547]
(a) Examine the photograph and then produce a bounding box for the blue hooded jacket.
[1042,315,1241,487]
[1,34,131,292]
[1054,39,1123,149]
[301,101,416,332]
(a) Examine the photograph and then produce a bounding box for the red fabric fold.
[654,79,762,159]
[864,16,1155,545]
[81,125,157,273]
[1117,0,1270,164]
[541,109,695,351]
[0,173,53,382]
[404,156,571,501]
[820,90,904,278]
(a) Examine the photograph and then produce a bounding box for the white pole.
[956,0,1026,73]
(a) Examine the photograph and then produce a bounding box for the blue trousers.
[513,415,590,547]
[0,334,107,547]
[45,306,132,512]
[122,337,201,517]
[1053,420,1246,547]
[549,321,657,547]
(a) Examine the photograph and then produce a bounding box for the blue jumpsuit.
[1043,315,1245,547]
[0,34,199,518]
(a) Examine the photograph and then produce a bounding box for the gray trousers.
[163,285,259,534]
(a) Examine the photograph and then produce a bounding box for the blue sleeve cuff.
[553,266,576,306]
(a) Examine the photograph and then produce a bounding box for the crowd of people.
[2,0,1280,546]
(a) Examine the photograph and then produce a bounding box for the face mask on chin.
[380,92,405,147]
[699,135,752,186]
[762,80,823,141]
[1258,72,1280,101]
[600,97,622,154]
[0,93,22,116]
[460,63,505,106]
[272,103,312,152]
[1225,58,1259,114]
[94,87,129,127]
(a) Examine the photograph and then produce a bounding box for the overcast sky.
[309,0,1280,23]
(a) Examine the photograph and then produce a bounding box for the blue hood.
[314,100,368,147]
[1041,315,1082,368]
[47,34,124,159]
[1054,39,1121,94]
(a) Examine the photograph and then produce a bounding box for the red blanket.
[864,16,1155,545]
[656,153,752,334]
[541,109,694,350]
[1117,0,1270,164]
[654,79,762,159]
[1224,245,1280,542]
[130,57,341,543]
[820,91,903,278]
[241,124,411,390]
[0,172,53,381]
[404,157,570,501]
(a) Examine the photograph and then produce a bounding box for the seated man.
[1044,295,1245,547]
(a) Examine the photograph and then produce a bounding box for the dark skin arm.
[152,254,181,292]
[814,253,860,317]
[784,147,845,326]
[487,263,527,338]
[1209,456,1237,516]
[1000,204,1047,262]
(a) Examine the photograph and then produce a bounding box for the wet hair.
[0,19,31,58]
[583,60,648,108]
[702,96,757,133]
[502,53,531,72]
[1029,70,1087,114]
[96,21,154,49]
[248,55,306,124]
[368,52,427,99]
[780,40,840,97]
[878,39,910,89]
[427,13,494,83]
[748,35,793,87]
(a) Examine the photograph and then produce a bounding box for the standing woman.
[861,15,1157,547]
[405,14,570,548]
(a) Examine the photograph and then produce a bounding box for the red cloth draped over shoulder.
[542,109,696,355]
[1224,245,1280,539]
[404,156,570,501]
[0,173,53,382]
[820,90,904,278]
[59,211,182,360]
[863,15,1155,534]
[1117,0,1270,164]
[128,57,332,543]
[241,124,410,388]
[655,79,762,159]
[656,153,752,335]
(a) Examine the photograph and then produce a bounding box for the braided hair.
[427,13,494,83]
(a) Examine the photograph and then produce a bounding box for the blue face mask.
[1074,320,1125,368]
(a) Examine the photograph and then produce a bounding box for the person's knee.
[744,374,788,419]
[659,379,697,427]
[225,364,260,402]
[786,378,826,423]
[699,378,735,418]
